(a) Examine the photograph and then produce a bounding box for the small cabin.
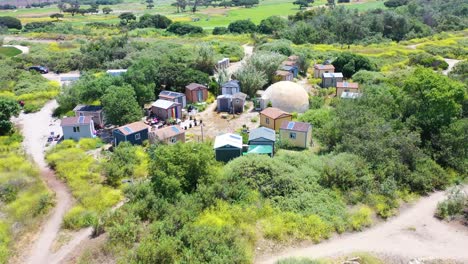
[314,64,335,79]
[336,82,359,97]
[221,80,241,95]
[113,121,149,146]
[248,126,276,155]
[259,107,292,132]
[151,99,182,121]
[150,125,185,145]
[73,105,105,128]
[279,121,312,149]
[61,116,95,141]
[159,90,187,108]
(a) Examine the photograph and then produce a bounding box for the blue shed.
[221,80,241,95]
[281,65,299,78]
[113,121,149,146]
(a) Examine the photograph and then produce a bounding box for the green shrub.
[349,206,373,231]
[409,53,448,70]
[166,22,203,35]
[213,27,229,35]
[228,20,257,34]
[435,186,467,220]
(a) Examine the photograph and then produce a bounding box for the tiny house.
[259,107,292,132]
[314,64,335,78]
[61,116,95,141]
[151,99,182,120]
[248,126,276,155]
[150,125,185,145]
[159,90,187,108]
[221,80,241,95]
[321,72,343,88]
[279,121,312,149]
[113,121,149,146]
[336,82,359,97]
[73,105,105,128]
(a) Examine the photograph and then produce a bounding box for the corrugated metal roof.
[186,83,207,91]
[214,133,243,149]
[260,107,291,119]
[314,64,335,70]
[232,92,247,100]
[73,104,103,112]
[336,82,359,89]
[323,72,343,78]
[341,92,362,99]
[153,125,184,139]
[152,99,178,109]
[159,90,185,98]
[222,80,240,89]
[249,127,276,142]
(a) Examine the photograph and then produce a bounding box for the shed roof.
[61,116,92,126]
[222,80,240,89]
[336,82,359,89]
[260,107,291,119]
[152,99,179,109]
[73,104,103,112]
[249,127,276,142]
[232,92,247,100]
[281,65,296,71]
[106,69,127,74]
[276,70,293,76]
[159,90,185,99]
[323,72,343,78]
[314,64,335,70]
[280,121,311,132]
[153,125,184,140]
[282,61,297,67]
[246,145,273,155]
[214,133,243,149]
[186,83,207,91]
[115,121,148,136]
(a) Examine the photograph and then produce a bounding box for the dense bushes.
[408,53,448,70]
[435,186,467,220]
[258,16,288,34]
[138,14,172,29]
[228,19,257,34]
[332,52,377,78]
[212,26,229,35]
[167,22,203,35]
[0,16,21,30]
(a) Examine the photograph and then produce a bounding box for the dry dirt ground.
[256,186,468,264]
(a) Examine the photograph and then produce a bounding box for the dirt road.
[13,100,75,264]
[442,59,460,75]
[257,187,468,263]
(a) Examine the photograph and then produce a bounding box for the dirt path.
[442,59,460,75]
[226,44,253,76]
[257,187,468,263]
[1,44,29,54]
[13,100,75,264]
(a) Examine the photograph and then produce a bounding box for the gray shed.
[61,116,96,141]
[214,133,243,162]
[248,126,276,155]
[321,72,343,88]
[159,90,187,108]
[221,80,241,95]
[232,92,247,114]
[217,94,232,113]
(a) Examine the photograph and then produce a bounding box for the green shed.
[244,145,273,157]
[214,133,243,162]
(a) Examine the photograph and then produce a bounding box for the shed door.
[197,90,203,102]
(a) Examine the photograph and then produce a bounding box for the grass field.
[0,46,22,56]
[0,0,385,29]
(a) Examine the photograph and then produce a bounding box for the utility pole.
[201,123,204,142]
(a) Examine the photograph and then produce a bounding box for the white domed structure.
[261,81,309,113]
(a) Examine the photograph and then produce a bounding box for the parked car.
[28,65,49,74]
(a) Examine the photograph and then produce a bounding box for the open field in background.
[0,0,387,29]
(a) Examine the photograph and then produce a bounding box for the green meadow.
[0,46,22,57]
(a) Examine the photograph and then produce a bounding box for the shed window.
[135,133,141,140]
[171,137,177,143]
[265,118,270,125]
[289,132,296,139]
[73,126,80,133]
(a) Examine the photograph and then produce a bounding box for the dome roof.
[262,81,309,113]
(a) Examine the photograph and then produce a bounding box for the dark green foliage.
[293,0,314,9]
[101,86,142,126]
[105,142,139,187]
[106,209,141,246]
[332,52,376,78]
[320,153,371,191]
[0,97,20,135]
[212,26,229,35]
[257,40,293,56]
[167,22,203,35]
[0,16,21,30]
[228,19,257,34]
[23,22,55,32]
[149,143,216,199]
[258,16,288,34]
[432,119,468,174]
[384,0,408,8]
[408,53,448,70]
[435,186,467,220]
[138,14,172,29]
[118,12,136,25]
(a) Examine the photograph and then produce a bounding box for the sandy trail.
[13,100,75,264]
[226,44,254,77]
[442,59,460,75]
[1,44,29,54]
[257,187,468,264]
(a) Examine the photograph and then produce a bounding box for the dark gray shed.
[214,133,243,162]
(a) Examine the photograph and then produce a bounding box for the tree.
[119,12,136,25]
[0,97,20,135]
[258,16,288,34]
[172,0,187,13]
[0,16,22,30]
[193,44,216,75]
[248,51,286,84]
[448,60,468,84]
[332,52,376,78]
[50,13,64,21]
[146,0,154,9]
[138,14,172,29]
[166,22,203,35]
[149,142,215,199]
[101,86,142,126]
[105,142,139,187]
[102,7,113,14]
[228,19,256,33]
[400,67,466,143]
[293,0,314,9]
[326,0,335,8]
[233,63,267,97]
